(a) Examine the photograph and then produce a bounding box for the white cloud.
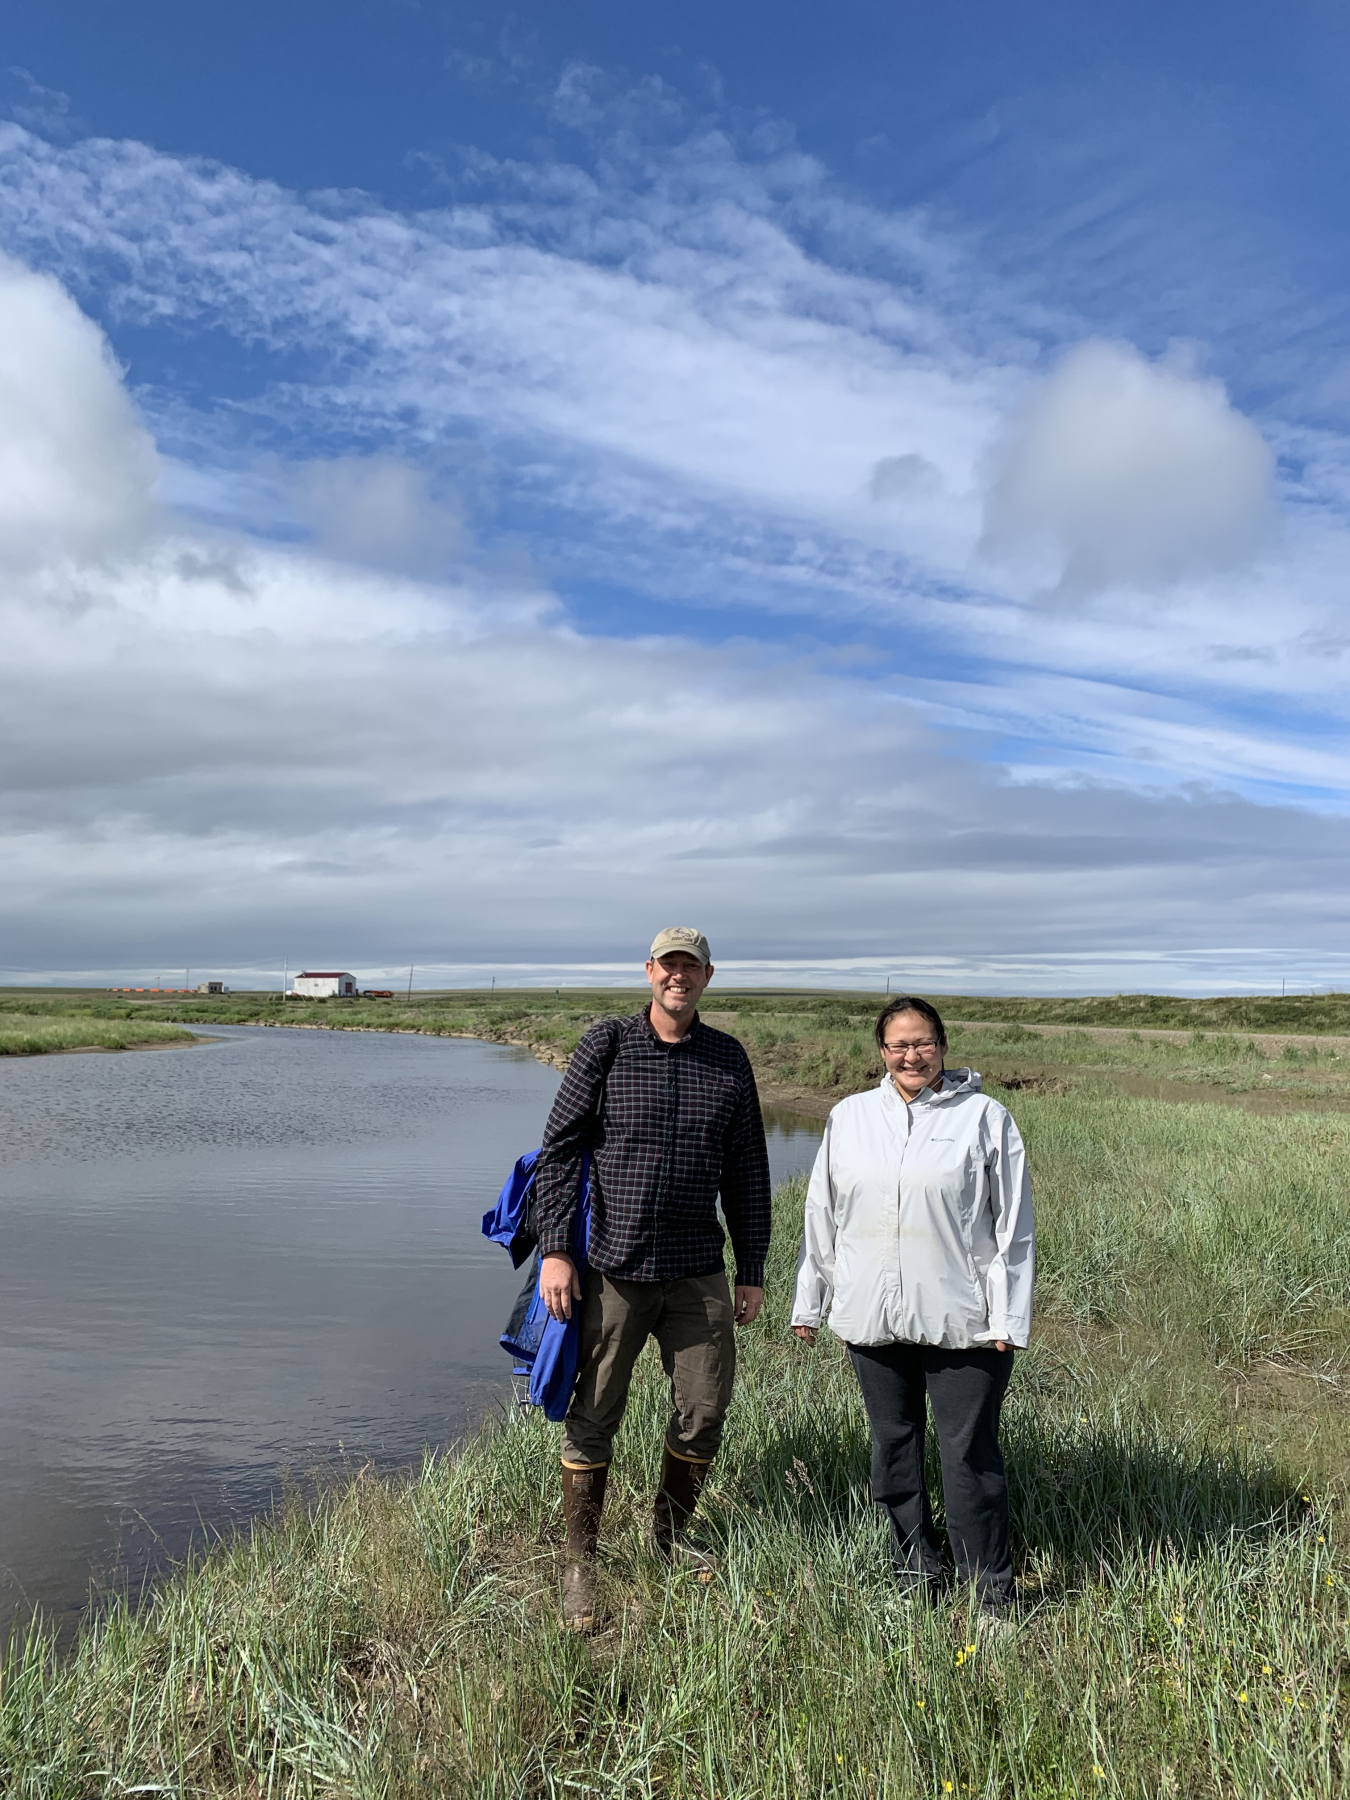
[7,532,1350,972]
[982,339,1276,597]
[0,253,159,567]
[869,453,942,505]
[287,456,469,577]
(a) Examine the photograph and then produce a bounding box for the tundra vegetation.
[0,987,1347,1796]
[0,1003,194,1055]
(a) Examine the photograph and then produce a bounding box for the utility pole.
[491,976,496,995]
[283,957,288,999]
[407,964,415,999]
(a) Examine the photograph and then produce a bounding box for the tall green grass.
[1026,1089,1350,1366]
[0,1014,196,1055]
[3,1096,1348,1796]
[958,1025,1347,1095]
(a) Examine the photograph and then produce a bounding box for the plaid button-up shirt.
[534,1007,771,1288]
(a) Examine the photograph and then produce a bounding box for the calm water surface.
[0,1025,822,1631]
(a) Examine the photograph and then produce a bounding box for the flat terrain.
[15,983,1350,1103]
[0,1005,195,1056]
[1,987,1347,1795]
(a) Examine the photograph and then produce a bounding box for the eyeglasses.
[882,1039,940,1056]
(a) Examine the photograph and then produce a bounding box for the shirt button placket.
[664,1049,678,1205]
[652,1042,670,1276]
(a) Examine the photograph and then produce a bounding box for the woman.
[791,996,1033,1618]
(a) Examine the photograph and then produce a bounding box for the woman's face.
[880,1010,945,1098]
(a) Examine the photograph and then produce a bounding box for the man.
[534,926,771,1630]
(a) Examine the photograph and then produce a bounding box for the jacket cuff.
[537,1232,574,1261]
[983,1325,1026,1347]
[735,1261,765,1289]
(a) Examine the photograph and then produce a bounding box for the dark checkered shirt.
[534,1007,771,1287]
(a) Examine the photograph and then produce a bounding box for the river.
[0,1024,822,1634]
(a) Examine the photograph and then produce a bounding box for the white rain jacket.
[790,1069,1034,1349]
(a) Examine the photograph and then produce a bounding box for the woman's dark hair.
[874,996,947,1052]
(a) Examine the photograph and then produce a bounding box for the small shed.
[197,981,228,995]
[293,971,357,998]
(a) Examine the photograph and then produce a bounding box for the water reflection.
[762,1101,824,1180]
[0,1025,821,1633]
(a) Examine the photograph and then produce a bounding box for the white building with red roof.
[292,971,357,998]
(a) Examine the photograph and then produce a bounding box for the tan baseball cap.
[649,926,712,966]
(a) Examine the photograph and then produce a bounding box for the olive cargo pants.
[561,1269,736,1468]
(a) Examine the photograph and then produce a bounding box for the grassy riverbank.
[3,992,1349,1796]
[0,1009,195,1055]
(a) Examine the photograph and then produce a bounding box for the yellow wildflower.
[1093,1767,1106,1780]
[1262,1665,1272,1676]
[944,1785,954,1795]
[1238,1691,1248,1704]
[1172,1614,1184,1626]
[917,1700,926,1710]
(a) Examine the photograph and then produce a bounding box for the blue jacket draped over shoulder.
[481,1149,590,1422]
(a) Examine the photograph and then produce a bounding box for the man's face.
[646,951,712,1017]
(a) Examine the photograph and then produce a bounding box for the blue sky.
[1,3,1348,989]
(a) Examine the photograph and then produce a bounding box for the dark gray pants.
[848,1341,1015,1609]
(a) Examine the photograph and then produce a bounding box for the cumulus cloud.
[982,340,1276,597]
[287,457,469,577]
[0,254,159,567]
[868,453,942,505]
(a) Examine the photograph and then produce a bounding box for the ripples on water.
[0,1024,822,1632]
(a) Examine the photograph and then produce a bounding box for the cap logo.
[649,926,712,965]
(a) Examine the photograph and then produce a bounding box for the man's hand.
[734,1285,764,1326]
[540,1254,582,1322]
[792,1325,817,1345]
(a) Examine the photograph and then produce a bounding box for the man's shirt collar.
[640,1002,701,1046]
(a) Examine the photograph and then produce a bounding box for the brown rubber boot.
[560,1463,608,1631]
[653,1446,716,1580]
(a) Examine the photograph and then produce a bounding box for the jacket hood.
[937,1067,982,1099]
[879,1067,982,1106]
